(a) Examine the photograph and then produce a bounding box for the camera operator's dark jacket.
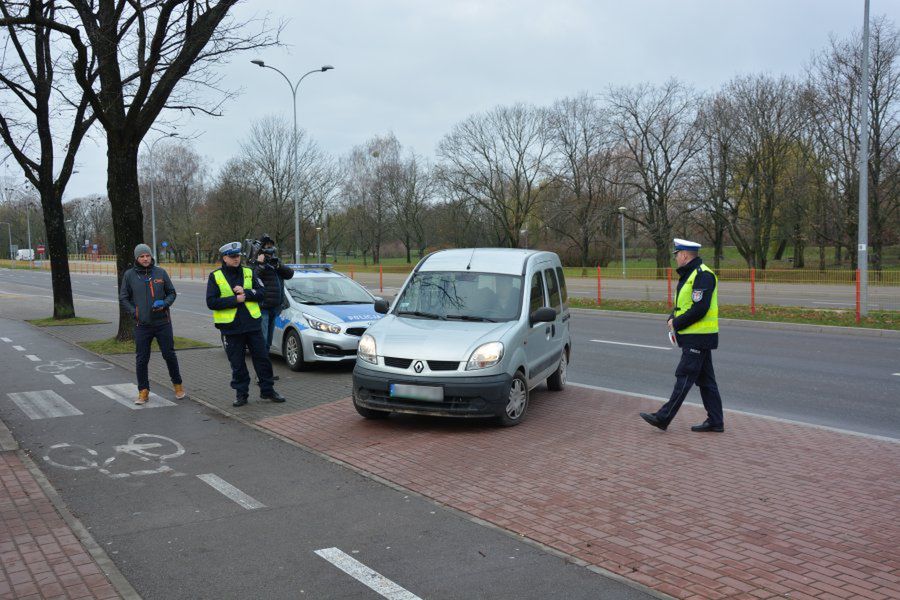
[253,259,294,309]
[119,260,176,326]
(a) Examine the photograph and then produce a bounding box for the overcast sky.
[41,0,900,200]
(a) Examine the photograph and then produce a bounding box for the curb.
[570,307,900,338]
[0,417,142,600]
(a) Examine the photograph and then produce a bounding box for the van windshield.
[394,272,523,322]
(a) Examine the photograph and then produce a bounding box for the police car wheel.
[283,329,310,371]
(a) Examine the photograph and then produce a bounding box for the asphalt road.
[0,318,652,600]
[2,267,899,439]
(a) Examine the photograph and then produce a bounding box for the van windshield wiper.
[396,310,446,320]
[445,314,496,322]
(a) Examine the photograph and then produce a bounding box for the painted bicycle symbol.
[43,434,185,479]
[36,358,113,374]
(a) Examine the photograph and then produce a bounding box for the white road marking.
[7,390,83,420]
[55,375,74,385]
[1,337,11,342]
[590,339,671,351]
[25,354,41,362]
[314,547,422,600]
[893,373,900,377]
[812,301,854,306]
[197,474,265,510]
[12,346,25,351]
[92,384,176,409]
[567,381,900,444]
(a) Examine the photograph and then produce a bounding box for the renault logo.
[413,361,424,373]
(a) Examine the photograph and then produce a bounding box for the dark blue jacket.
[670,256,719,350]
[119,261,176,326]
[206,263,266,335]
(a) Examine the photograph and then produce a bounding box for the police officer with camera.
[251,234,294,355]
[206,241,286,407]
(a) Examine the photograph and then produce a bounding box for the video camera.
[245,234,278,266]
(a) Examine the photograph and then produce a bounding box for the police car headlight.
[466,342,504,371]
[303,313,341,334]
[358,334,377,364]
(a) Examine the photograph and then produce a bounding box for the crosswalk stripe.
[314,547,422,600]
[92,384,175,409]
[25,355,40,362]
[1,337,11,342]
[7,390,83,420]
[197,474,266,510]
[12,345,25,351]
[55,375,74,385]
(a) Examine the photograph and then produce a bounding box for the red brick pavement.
[0,453,119,600]
[259,388,900,600]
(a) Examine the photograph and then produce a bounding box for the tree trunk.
[41,186,75,319]
[405,233,411,264]
[654,242,669,278]
[108,141,144,342]
[773,238,787,260]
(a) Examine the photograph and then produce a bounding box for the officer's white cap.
[673,238,702,253]
[219,241,242,256]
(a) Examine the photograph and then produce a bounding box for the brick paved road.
[258,388,900,600]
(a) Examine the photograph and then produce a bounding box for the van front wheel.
[497,372,528,427]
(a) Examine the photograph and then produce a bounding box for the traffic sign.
[161,241,168,248]
[37,245,45,253]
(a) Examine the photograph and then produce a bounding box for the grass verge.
[569,297,899,330]
[79,336,214,355]
[27,316,108,327]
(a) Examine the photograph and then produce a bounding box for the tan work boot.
[136,389,149,405]
[173,383,186,400]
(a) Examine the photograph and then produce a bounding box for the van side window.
[555,266,568,309]
[529,272,546,314]
[544,268,561,311]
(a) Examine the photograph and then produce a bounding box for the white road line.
[893,373,900,377]
[7,390,83,420]
[25,354,41,362]
[567,381,900,444]
[197,474,265,510]
[92,384,176,409]
[812,301,853,306]
[590,339,671,351]
[55,374,74,385]
[12,345,25,351]
[314,547,422,600]
[1,337,11,342]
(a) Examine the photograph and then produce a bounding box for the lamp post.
[315,226,323,263]
[0,222,11,259]
[251,59,334,264]
[857,0,871,316]
[618,206,627,278]
[141,132,178,261]
[195,232,200,263]
[520,228,528,249]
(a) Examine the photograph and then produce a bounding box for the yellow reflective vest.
[211,267,261,324]
[673,264,718,334]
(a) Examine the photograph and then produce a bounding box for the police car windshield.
[394,271,523,322]
[285,276,372,305]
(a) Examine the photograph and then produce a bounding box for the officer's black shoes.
[233,396,248,407]
[640,412,668,431]
[261,391,286,403]
[691,420,724,433]
[273,375,280,381]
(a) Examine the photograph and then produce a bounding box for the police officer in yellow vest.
[640,238,724,432]
[206,242,286,407]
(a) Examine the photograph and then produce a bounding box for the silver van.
[352,248,571,426]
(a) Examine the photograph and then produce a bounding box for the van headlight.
[466,342,504,371]
[358,334,377,364]
[303,313,341,334]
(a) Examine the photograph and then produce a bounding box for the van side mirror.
[529,306,557,325]
[374,299,390,314]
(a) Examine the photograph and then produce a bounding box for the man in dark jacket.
[640,238,724,433]
[252,234,294,353]
[206,241,286,407]
[118,243,185,405]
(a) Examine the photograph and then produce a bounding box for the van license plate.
[390,384,443,402]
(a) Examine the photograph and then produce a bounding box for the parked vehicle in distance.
[15,249,34,261]
[269,264,383,370]
[352,248,571,426]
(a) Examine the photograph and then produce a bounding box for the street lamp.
[251,59,334,263]
[315,226,322,263]
[618,206,627,278]
[0,222,11,259]
[195,232,200,263]
[141,132,178,261]
[520,228,528,249]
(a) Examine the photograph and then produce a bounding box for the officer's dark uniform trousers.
[656,347,723,426]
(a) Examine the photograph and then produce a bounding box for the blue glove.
[152,300,166,311]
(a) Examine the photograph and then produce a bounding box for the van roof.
[419,248,555,275]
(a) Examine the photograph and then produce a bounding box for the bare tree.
[204,157,264,253]
[386,154,434,263]
[342,134,399,263]
[608,80,702,269]
[0,0,96,318]
[438,103,552,247]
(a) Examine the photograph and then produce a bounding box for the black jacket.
[206,263,266,335]
[119,261,176,326]
[670,256,718,350]
[252,260,294,309]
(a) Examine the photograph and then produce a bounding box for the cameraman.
[252,234,294,353]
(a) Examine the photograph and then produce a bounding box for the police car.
[269,264,383,370]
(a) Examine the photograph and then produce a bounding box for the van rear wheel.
[496,372,528,427]
[547,349,567,391]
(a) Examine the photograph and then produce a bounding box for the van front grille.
[383,357,413,369]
